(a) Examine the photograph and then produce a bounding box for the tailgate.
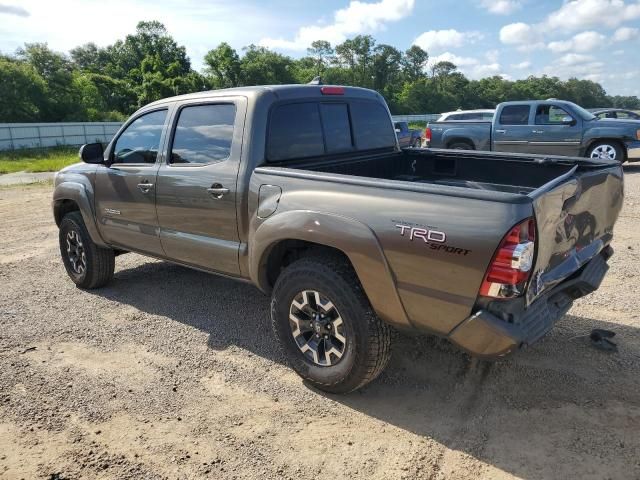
[526,162,623,305]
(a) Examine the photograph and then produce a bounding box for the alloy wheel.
[590,144,617,160]
[66,230,87,275]
[289,290,347,366]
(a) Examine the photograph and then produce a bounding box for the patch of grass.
[0,146,79,174]
[408,121,427,130]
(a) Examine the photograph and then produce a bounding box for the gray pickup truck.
[53,85,623,393]
[393,121,422,148]
[426,99,640,162]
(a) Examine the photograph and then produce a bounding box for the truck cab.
[493,100,589,157]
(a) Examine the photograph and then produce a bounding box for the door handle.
[495,129,506,134]
[137,182,154,193]
[207,184,230,199]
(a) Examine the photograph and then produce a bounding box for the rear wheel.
[448,141,474,150]
[271,253,391,393]
[59,212,115,289]
[587,142,624,162]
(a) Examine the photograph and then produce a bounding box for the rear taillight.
[320,86,344,95]
[479,218,536,299]
[425,127,432,143]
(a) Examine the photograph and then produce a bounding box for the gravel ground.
[1,166,640,480]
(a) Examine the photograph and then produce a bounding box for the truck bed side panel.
[249,171,534,336]
[428,122,492,150]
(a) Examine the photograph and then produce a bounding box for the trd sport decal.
[395,223,471,256]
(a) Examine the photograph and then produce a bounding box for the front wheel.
[587,142,624,162]
[59,211,115,289]
[271,253,391,393]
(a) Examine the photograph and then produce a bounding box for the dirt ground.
[1,167,639,480]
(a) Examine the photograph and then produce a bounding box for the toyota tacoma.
[53,85,623,393]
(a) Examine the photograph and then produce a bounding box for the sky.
[1,0,639,96]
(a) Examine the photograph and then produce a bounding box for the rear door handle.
[137,182,154,193]
[495,129,506,134]
[207,184,230,199]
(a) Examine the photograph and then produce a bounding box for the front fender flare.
[53,179,108,248]
[249,210,412,330]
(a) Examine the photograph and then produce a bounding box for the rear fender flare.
[249,210,412,329]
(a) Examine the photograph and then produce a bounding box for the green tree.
[402,45,429,81]
[204,43,241,88]
[239,45,295,85]
[0,57,47,121]
[16,43,83,120]
[307,40,334,77]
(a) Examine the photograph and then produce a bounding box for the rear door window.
[499,105,531,125]
[170,104,236,164]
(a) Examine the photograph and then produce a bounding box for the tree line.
[1,20,638,123]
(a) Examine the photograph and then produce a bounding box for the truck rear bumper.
[448,247,612,359]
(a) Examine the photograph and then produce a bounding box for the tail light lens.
[425,127,432,143]
[479,218,536,299]
[320,86,344,95]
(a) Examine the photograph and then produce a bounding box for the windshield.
[570,103,596,121]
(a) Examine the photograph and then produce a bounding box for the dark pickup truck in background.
[426,99,640,162]
[394,121,422,147]
[53,85,623,393]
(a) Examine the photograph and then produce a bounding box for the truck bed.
[294,148,587,196]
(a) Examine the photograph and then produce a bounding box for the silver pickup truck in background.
[426,99,640,162]
[53,85,623,393]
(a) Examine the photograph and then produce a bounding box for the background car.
[437,109,495,121]
[588,108,640,120]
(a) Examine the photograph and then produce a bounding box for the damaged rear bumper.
[448,247,612,359]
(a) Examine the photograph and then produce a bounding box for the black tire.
[587,141,624,163]
[448,141,474,150]
[271,253,391,393]
[59,211,115,289]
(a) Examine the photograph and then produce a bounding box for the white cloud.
[485,49,500,63]
[546,0,640,31]
[429,52,503,79]
[260,0,415,50]
[548,31,606,53]
[542,52,605,79]
[612,26,639,41]
[0,4,29,16]
[430,52,479,67]
[499,22,539,44]
[413,29,483,53]
[556,53,597,66]
[479,0,521,15]
[511,60,532,69]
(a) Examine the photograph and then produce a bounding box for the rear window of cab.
[267,100,396,162]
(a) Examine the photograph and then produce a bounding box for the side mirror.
[395,128,401,133]
[562,116,576,126]
[79,143,104,164]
